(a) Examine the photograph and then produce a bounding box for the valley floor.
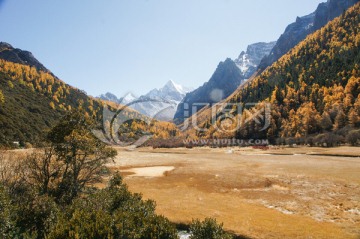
[108,146,360,239]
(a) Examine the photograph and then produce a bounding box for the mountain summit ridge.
[0,42,50,73]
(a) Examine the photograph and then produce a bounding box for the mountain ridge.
[0,42,50,73]
[258,0,359,72]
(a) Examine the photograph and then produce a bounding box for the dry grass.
[107,146,360,239]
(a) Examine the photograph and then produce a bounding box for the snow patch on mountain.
[234,42,276,79]
[121,92,138,104]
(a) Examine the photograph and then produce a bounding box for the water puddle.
[178,231,191,239]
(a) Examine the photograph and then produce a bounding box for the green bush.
[0,115,178,239]
[0,172,179,239]
[47,173,177,239]
[190,218,233,239]
[0,185,16,239]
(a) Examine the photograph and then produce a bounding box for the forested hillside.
[0,56,179,147]
[194,3,360,145]
[0,59,103,146]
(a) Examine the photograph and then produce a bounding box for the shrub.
[48,173,178,239]
[190,218,233,239]
[305,136,314,146]
[0,185,16,239]
[313,133,344,147]
[285,137,296,146]
[346,130,360,146]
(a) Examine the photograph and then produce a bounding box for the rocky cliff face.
[313,0,359,30]
[258,0,359,71]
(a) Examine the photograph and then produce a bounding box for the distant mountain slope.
[191,2,360,142]
[258,0,359,72]
[174,58,243,123]
[98,92,120,104]
[174,42,275,124]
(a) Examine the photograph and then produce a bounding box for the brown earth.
[108,146,360,239]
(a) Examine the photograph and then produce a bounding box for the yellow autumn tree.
[0,90,4,103]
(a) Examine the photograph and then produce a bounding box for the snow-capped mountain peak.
[98,80,192,121]
[137,80,193,120]
[145,80,192,102]
[164,79,188,95]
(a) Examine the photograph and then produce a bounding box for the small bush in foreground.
[190,217,233,239]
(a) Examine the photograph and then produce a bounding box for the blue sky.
[0,0,324,97]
